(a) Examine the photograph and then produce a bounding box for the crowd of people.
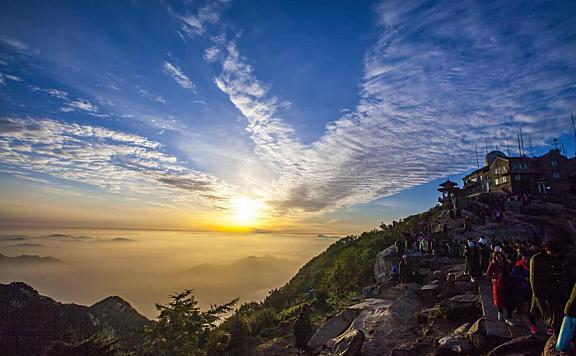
[392,233,576,339]
[466,237,576,337]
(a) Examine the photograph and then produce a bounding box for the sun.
[229,196,264,227]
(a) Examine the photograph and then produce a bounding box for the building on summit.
[461,148,576,199]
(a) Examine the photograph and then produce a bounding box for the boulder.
[328,328,365,356]
[438,293,482,321]
[417,307,441,324]
[362,285,381,299]
[437,335,475,354]
[487,334,544,356]
[308,307,361,355]
[360,294,423,356]
[466,318,487,351]
[454,280,476,295]
[453,322,471,335]
[418,283,440,303]
[433,270,447,281]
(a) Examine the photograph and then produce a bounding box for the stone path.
[478,278,548,339]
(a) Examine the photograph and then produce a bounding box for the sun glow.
[229,196,264,227]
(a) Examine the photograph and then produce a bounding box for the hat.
[494,246,502,252]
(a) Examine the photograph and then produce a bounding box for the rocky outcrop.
[308,306,363,354]
[487,334,544,356]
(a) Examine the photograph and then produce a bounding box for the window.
[514,175,521,181]
[551,160,558,168]
[553,171,560,179]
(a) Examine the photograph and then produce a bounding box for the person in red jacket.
[487,251,515,326]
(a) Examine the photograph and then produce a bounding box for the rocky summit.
[0,282,151,355]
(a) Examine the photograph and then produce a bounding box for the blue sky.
[0,0,575,233]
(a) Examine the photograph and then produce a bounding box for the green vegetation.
[138,290,238,356]
[141,206,442,353]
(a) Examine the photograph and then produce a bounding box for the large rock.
[453,322,471,335]
[467,318,487,351]
[487,335,544,356]
[437,334,475,354]
[418,283,440,303]
[360,294,423,356]
[328,327,365,356]
[438,293,482,321]
[417,307,441,324]
[308,307,361,355]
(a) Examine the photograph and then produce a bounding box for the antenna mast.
[506,139,511,157]
[475,145,480,169]
[517,134,522,157]
[572,113,576,158]
[520,128,525,156]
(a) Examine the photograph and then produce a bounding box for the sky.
[1,0,576,234]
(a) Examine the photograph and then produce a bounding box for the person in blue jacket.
[511,251,537,334]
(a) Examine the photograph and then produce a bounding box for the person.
[487,251,515,326]
[531,240,576,335]
[511,252,537,334]
[478,240,491,275]
[294,304,313,355]
[399,255,412,290]
[464,242,482,282]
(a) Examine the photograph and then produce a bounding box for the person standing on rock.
[294,304,313,355]
[511,251,538,334]
[487,251,516,326]
[399,255,412,290]
[464,242,481,283]
[530,240,576,335]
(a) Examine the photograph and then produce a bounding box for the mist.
[0,229,335,318]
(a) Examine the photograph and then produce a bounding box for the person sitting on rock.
[294,304,313,355]
[511,251,537,334]
[487,251,516,326]
[531,240,575,335]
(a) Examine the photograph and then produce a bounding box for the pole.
[520,127,525,156]
[506,139,511,157]
[475,145,479,169]
[517,134,522,157]
[571,113,576,158]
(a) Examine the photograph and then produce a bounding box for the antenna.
[553,138,560,150]
[484,139,488,156]
[506,139,511,157]
[517,134,522,157]
[571,113,576,158]
[529,136,534,157]
[475,145,480,169]
[520,127,525,156]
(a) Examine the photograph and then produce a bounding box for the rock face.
[308,307,362,354]
[0,282,151,355]
[487,335,544,356]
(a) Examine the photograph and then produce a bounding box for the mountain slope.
[0,282,151,355]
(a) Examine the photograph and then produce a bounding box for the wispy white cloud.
[162,61,196,92]
[0,117,239,210]
[61,99,98,113]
